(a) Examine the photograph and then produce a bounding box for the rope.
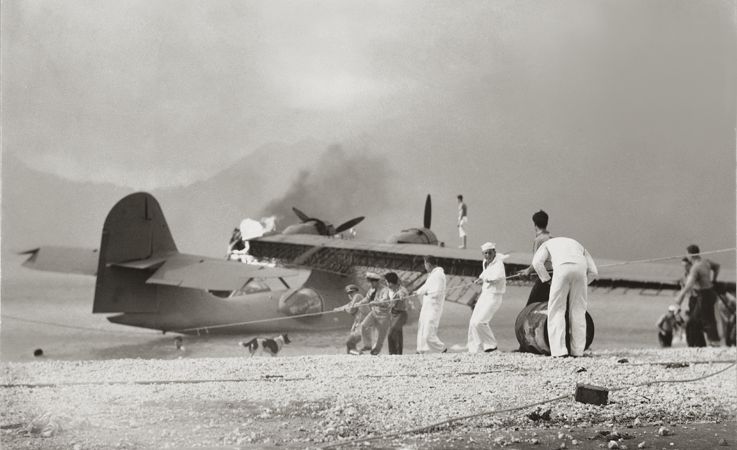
[628,359,735,366]
[174,247,735,333]
[4,357,732,395]
[175,283,464,333]
[595,248,736,268]
[0,367,516,389]
[0,314,156,336]
[0,376,309,389]
[320,361,736,449]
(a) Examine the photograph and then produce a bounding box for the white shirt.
[532,237,598,283]
[479,254,507,294]
[417,266,446,305]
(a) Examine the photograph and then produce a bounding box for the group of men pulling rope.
[335,209,734,357]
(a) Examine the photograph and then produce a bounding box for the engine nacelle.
[386,228,438,245]
[278,288,324,316]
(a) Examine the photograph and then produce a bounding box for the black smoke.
[260,144,396,239]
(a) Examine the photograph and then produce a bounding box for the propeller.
[423,194,432,229]
[291,207,364,236]
[335,216,365,234]
[292,207,311,222]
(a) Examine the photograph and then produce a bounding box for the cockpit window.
[231,278,270,296]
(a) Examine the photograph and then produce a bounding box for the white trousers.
[417,300,445,353]
[548,263,588,357]
[458,217,468,237]
[467,292,503,353]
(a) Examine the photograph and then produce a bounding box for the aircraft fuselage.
[107,267,353,334]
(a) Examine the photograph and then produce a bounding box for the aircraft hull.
[107,268,355,334]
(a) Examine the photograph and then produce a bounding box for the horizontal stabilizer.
[19,246,98,276]
[109,256,169,270]
[146,253,299,291]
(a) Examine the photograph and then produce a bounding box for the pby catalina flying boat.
[20,192,735,335]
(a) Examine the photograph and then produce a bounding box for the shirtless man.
[517,210,552,306]
[675,244,721,347]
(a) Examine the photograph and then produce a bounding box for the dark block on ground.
[575,383,609,405]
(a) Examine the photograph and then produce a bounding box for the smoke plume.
[260,144,396,239]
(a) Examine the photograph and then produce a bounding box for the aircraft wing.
[248,235,736,293]
[20,245,300,292]
[143,253,300,291]
[19,246,99,276]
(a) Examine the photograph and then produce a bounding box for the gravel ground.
[1,347,735,449]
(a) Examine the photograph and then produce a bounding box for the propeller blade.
[292,207,311,222]
[314,220,328,236]
[423,194,432,229]
[335,217,365,234]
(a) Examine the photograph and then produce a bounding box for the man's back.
[422,267,447,303]
[689,259,716,290]
[539,237,588,267]
[533,231,552,271]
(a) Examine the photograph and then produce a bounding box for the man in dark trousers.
[675,244,721,347]
[385,272,410,355]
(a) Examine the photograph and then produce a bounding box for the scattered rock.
[719,438,729,446]
[664,362,689,369]
[527,408,552,422]
[657,427,670,436]
[575,383,609,406]
[608,440,620,449]
[637,442,646,449]
[617,358,629,363]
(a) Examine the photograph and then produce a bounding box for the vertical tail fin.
[93,192,177,313]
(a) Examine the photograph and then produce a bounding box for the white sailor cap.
[365,272,381,281]
[481,242,496,252]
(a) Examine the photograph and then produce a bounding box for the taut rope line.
[175,247,735,333]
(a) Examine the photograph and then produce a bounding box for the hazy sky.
[2,0,735,265]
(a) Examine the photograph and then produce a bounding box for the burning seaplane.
[20,192,735,350]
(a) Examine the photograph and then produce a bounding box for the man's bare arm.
[709,260,721,284]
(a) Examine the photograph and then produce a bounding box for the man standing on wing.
[457,195,468,249]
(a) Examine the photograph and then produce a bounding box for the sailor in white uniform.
[532,237,598,357]
[414,255,447,353]
[468,242,506,353]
